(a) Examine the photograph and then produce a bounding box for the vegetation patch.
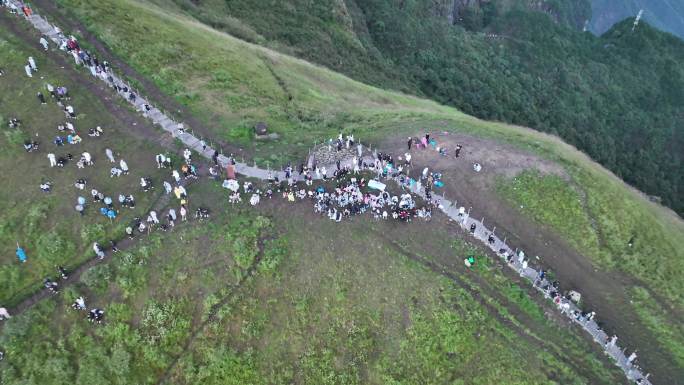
[497,170,599,255]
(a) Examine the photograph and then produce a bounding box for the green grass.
[0,203,270,384]
[39,1,684,373]
[0,23,169,306]
[105,0,684,217]
[496,169,684,367]
[0,197,624,384]
[166,205,622,384]
[497,170,600,255]
[0,170,624,385]
[52,0,683,310]
[2,1,683,381]
[55,0,463,161]
[629,287,684,368]
[496,168,684,307]
[503,283,546,323]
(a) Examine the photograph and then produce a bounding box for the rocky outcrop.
[425,0,481,25]
[332,0,355,34]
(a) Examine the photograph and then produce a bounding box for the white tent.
[222,179,240,192]
[368,180,386,191]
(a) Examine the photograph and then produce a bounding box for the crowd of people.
[0,3,651,383]
[1,27,208,330]
[218,145,440,225]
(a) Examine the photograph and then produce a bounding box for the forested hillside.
[166,0,683,215]
[3,0,684,382]
[589,0,684,40]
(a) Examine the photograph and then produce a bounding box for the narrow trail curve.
[1,2,303,355]
[3,3,653,384]
[155,235,270,385]
[5,177,198,318]
[0,11,207,318]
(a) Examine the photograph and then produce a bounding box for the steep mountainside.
[5,0,684,382]
[589,0,684,40]
[443,0,591,30]
[161,0,683,215]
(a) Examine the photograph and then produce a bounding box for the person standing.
[81,152,92,165]
[163,181,172,194]
[28,57,37,72]
[119,159,129,175]
[73,297,86,311]
[149,210,159,224]
[168,208,176,227]
[0,307,10,320]
[105,148,115,163]
[156,154,165,168]
[46,83,55,98]
[627,352,637,364]
[93,243,105,259]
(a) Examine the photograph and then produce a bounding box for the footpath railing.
[4,2,651,383]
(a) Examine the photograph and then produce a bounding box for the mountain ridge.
[161,0,683,215]
[589,0,684,40]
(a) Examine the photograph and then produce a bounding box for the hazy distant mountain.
[589,0,684,39]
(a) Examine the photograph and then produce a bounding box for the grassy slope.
[156,0,683,218]
[0,22,170,306]
[0,11,659,383]
[0,5,679,383]
[48,0,684,370]
[24,2,677,376]
[0,180,625,384]
[54,0,684,306]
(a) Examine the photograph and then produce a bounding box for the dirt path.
[368,227,627,385]
[28,0,245,158]
[0,13,170,147]
[0,12,208,319]
[2,4,660,384]
[155,233,269,384]
[383,132,680,384]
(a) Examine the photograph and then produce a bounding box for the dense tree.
[179,0,683,214]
